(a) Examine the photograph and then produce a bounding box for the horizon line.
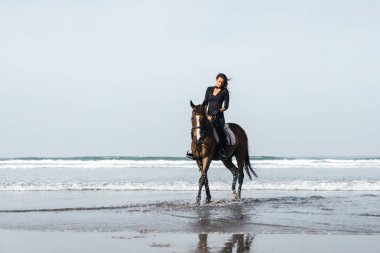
[1,155,380,160]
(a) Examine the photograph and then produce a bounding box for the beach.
[2,0,379,251]
[1,157,380,252]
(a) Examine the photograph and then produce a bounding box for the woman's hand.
[220,108,225,113]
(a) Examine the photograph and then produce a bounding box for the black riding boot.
[212,114,227,160]
[216,127,227,160]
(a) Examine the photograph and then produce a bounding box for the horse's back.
[225,123,248,147]
[227,123,247,137]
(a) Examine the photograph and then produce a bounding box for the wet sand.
[1,191,380,252]
[1,230,380,253]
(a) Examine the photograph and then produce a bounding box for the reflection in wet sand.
[197,234,209,253]
[193,203,251,233]
[196,233,255,253]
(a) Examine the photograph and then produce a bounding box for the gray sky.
[1,0,379,157]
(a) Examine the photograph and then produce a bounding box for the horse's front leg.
[196,172,205,204]
[204,173,211,203]
[203,158,212,203]
[196,158,212,204]
[196,160,202,171]
[196,172,211,204]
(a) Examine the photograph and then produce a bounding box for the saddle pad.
[213,124,236,145]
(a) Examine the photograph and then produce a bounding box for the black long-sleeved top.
[204,86,229,115]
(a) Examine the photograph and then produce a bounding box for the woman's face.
[215,77,225,88]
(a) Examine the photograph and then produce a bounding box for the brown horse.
[190,100,257,204]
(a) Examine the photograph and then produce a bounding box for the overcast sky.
[1,0,379,158]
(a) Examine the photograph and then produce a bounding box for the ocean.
[1,156,380,234]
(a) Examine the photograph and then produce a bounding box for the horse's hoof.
[206,198,211,204]
[196,196,201,204]
[231,191,237,201]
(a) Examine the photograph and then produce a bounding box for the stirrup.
[186,151,196,160]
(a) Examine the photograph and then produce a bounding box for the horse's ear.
[202,100,207,107]
[190,100,196,108]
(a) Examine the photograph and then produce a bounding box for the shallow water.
[1,157,380,234]
[1,191,379,234]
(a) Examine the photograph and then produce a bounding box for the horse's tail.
[244,145,257,180]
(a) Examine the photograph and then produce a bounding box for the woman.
[187,73,230,160]
[204,73,230,159]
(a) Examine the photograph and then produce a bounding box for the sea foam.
[1,180,380,192]
[1,158,380,169]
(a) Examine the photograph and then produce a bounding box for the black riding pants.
[212,114,227,149]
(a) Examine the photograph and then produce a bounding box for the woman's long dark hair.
[216,73,230,89]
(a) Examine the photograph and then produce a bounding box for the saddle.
[212,124,236,146]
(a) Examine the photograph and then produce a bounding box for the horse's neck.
[192,118,213,138]
[203,118,213,133]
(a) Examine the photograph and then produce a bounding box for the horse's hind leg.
[223,158,239,200]
[237,170,244,200]
[236,153,245,201]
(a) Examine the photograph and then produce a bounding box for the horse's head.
[190,100,208,141]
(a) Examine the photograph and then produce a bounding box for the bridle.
[191,113,211,153]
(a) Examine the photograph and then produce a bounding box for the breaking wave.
[1,180,380,192]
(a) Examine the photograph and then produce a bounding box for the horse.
[190,100,257,204]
